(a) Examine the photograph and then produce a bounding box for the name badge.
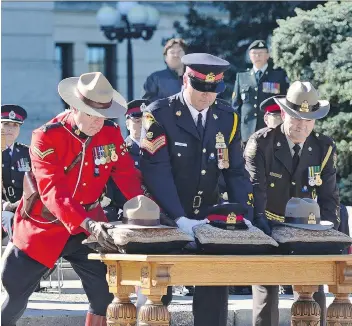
[175,142,187,147]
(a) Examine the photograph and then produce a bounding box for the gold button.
[12,180,15,183]
[254,113,257,117]
[84,162,88,166]
[316,133,319,137]
[80,201,83,204]
[270,183,274,187]
[254,96,257,99]
[292,181,296,185]
[11,167,14,170]
[194,209,199,214]
[254,104,257,108]
[177,153,181,157]
[255,87,258,91]
[64,166,68,171]
[105,165,108,169]
[198,191,203,195]
[83,183,86,186]
[201,170,206,175]
[203,148,206,153]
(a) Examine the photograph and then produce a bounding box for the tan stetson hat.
[58,72,127,119]
[116,195,176,229]
[273,81,330,120]
[283,197,333,231]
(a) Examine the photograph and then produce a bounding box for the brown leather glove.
[85,220,116,251]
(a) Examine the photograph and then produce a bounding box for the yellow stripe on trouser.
[265,210,285,222]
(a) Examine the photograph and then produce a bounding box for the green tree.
[173,1,322,100]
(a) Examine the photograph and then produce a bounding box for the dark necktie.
[196,112,204,140]
[3,148,11,162]
[256,70,263,83]
[292,144,300,174]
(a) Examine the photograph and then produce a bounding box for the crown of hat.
[76,72,113,104]
[285,197,320,219]
[286,81,319,107]
[123,195,160,221]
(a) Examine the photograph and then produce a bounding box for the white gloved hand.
[176,216,208,238]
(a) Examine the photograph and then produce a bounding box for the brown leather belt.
[41,199,100,224]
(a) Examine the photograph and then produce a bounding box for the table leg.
[106,285,137,326]
[291,285,320,326]
[326,292,352,325]
[138,292,170,326]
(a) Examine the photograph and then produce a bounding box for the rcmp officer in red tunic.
[1,72,144,326]
[232,40,289,143]
[140,53,254,326]
[1,105,30,241]
[245,81,340,326]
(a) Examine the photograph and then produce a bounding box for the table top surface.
[89,253,352,263]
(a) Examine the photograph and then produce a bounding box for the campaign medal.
[17,160,23,172]
[308,166,316,186]
[110,144,118,162]
[215,132,229,170]
[93,147,100,166]
[98,146,106,165]
[104,145,111,163]
[315,173,323,186]
[23,158,31,172]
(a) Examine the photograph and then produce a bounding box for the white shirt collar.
[285,134,304,157]
[129,136,140,147]
[253,63,268,74]
[183,92,209,127]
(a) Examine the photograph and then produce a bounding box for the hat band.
[76,88,113,110]
[122,217,160,226]
[285,216,321,225]
[2,113,24,121]
[186,67,224,82]
[126,107,141,115]
[285,99,320,113]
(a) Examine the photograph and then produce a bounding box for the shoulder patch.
[32,146,55,159]
[142,111,157,131]
[141,135,167,155]
[40,122,63,133]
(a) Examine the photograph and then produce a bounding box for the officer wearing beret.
[1,104,30,241]
[104,99,150,221]
[142,38,187,102]
[232,40,289,143]
[244,81,340,326]
[140,53,254,326]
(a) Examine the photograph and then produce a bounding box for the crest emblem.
[146,132,153,140]
[176,111,182,117]
[9,111,16,119]
[259,42,264,47]
[308,212,316,224]
[140,103,147,111]
[226,212,237,224]
[205,73,216,83]
[299,101,309,113]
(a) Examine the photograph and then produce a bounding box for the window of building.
[86,44,117,88]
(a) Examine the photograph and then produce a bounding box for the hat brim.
[58,77,127,119]
[274,97,330,120]
[111,221,177,229]
[1,119,23,125]
[283,220,334,231]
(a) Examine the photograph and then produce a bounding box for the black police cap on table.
[1,104,27,124]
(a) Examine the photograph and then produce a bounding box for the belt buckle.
[193,196,202,208]
[7,186,15,197]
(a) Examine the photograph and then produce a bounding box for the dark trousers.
[1,234,113,326]
[163,285,228,326]
[252,285,326,326]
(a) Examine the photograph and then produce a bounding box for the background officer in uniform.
[1,72,144,326]
[244,81,340,326]
[140,53,254,326]
[1,105,30,241]
[232,40,289,143]
[142,38,187,102]
[261,98,283,129]
[104,99,149,221]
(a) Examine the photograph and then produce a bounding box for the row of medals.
[17,158,31,172]
[309,173,323,187]
[93,145,118,166]
[216,132,230,170]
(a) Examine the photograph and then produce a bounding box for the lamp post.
[96,3,160,101]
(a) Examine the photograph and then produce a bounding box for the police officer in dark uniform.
[1,104,30,241]
[142,38,187,102]
[104,99,149,221]
[140,53,254,326]
[232,40,289,143]
[244,81,340,326]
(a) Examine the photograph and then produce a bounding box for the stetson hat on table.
[283,197,333,231]
[58,72,127,119]
[273,81,330,120]
[116,195,176,229]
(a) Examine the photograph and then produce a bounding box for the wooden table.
[89,254,352,325]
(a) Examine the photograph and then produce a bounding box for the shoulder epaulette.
[214,99,233,112]
[15,142,29,148]
[40,122,64,133]
[312,132,335,146]
[104,120,119,128]
[256,127,274,139]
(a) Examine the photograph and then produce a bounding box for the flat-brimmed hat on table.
[58,72,127,119]
[272,198,352,255]
[83,195,193,254]
[273,81,330,120]
[193,203,278,255]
